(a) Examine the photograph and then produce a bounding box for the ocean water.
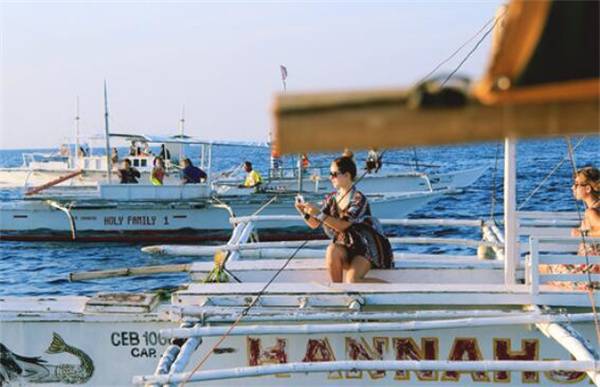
[0,138,598,296]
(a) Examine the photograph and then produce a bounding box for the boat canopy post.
[103,81,112,182]
[207,143,213,186]
[504,136,517,285]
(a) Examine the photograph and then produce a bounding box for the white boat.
[1,1,599,385]
[0,180,445,242]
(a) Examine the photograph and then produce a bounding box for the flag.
[280,65,288,81]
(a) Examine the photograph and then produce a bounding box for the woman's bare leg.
[325,243,348,283]
[346,256,388,283]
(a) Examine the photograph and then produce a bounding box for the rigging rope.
[490,143,500,222]
[518,136,587,210]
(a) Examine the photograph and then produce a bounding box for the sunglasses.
[573,183,589,188]
[330,171,344,178]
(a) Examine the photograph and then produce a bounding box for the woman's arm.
[303,203,351,232]
[586,207,600,237]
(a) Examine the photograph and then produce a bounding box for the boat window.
[133,159,140,167]
[141,159,147,167]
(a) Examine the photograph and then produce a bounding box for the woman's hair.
[577,166,600,196]
[154,156,164,166]
[332,156,357,180]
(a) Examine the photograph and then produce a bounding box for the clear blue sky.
[1,1,503,149]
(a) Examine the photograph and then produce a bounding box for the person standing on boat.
[159,144,171,161]
[543,166,600,289]
[296,156,393,283]
[241,161,263,188]
[150,156,167,185]
[181,158,207,184]
[129,141,137,156]
[117,158,140,184]
[110,147,119,168]
[366,148,383,173]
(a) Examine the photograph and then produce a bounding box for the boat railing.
[526,235,600,295]
[159,215,505,262]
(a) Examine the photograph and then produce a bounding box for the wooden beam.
[274,88,599,153]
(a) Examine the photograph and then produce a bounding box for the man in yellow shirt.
[242,161,263,188]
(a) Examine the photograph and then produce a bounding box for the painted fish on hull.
[0,333,94,385]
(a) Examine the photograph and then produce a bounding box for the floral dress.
[321,189,393,269]
[548,202,600,290]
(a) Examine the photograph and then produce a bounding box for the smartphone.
[295,194,305,204]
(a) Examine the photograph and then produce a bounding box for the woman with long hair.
[295,156,393,283]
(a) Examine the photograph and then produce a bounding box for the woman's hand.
[303,203,321,217]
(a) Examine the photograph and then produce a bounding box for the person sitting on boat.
[150,156,168,185]
[181,158,207,184]
[110,147,119,168]
[542,166,600,289]
[295,156,393,283]
[129,141,137,156]
[117,158,141,184]
[239,161,263,189]
[366,148,383,173]
[142,142,151,156]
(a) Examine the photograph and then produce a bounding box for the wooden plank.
[274,90,599,153]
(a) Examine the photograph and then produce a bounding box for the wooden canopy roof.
[273,0,599,153]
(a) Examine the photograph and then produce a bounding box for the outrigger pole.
[103,80,112,182]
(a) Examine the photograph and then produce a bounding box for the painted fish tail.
[46,332,67,354]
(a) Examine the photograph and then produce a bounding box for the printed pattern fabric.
[547,202,600,290]
[321,190,393,269]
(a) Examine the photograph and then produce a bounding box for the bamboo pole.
[133,359,600,385]
[68,263,193,281]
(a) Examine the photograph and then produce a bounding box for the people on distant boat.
[129,141,137,156]
[151,156,167,185]
[542,166,600,289]
[366,148,383,173]
[270,148,283,178]
[117,158,141,184]
[78,146,87,158]
[142,142,151,156]
[301,153,310,169]
[181,158,207,184]
[295,156,393,283]
[240,161,263,188]
[110,147,119,168]
[159,144,171,160]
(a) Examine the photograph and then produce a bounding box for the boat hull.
[0,191,441,242]
[0,301,596,386]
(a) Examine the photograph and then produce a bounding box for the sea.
[1,138,598,297]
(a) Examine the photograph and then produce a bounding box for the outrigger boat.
[1,0,599,385]
[0,135,446,242]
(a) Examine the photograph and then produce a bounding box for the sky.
[1,1,503,150]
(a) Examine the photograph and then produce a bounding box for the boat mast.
[103,80,112,182]
[75,96,81,169]
[180,106,186,164]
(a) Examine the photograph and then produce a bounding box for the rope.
[416,14,495,85]
[181,153,385,385]
[564,136,600,346]
[490,143,500,222]
[440,11,506,88]
[518,136,587,210]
